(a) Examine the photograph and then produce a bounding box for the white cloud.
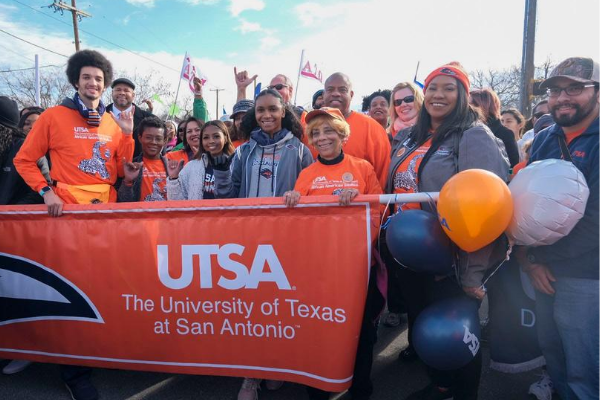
[125,0,155,7]
[229,0,265,17]
[293,2,345,27]
[179,0,221,5]
[0,4,18,11]
[260,35,281,51]
[234,18,262,34]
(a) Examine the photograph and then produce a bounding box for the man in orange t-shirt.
[117,116,168,202]
[323,72,391,188]
[14,50,134,217]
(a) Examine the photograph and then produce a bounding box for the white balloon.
[506,159,589,246]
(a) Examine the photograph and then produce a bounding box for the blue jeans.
[536,278,599,400]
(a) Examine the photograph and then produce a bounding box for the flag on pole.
[150,94,165,105]
[180,52,207,93]
[254,82,262,99]
[300,59,323,83]
[222,106,227,115]
[413,79,424,89]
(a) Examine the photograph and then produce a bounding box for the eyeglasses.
[546,84,597,97]
[268,84,288,91]
[393,95,415,107]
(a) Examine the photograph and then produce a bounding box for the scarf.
[393,115,418,136]
[73,92,105,127]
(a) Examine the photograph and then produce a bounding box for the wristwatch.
[39,186,52,197]
[526,248,537,264]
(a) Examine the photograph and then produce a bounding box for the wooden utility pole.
[48,0,91,52]
[519,0,537,117]
[210,88,224,119]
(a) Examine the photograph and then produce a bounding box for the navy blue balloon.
[385,209,453,274]
[413,297,481,371]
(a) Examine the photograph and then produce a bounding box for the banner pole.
[293,49,305,106]
[366,192,440,204]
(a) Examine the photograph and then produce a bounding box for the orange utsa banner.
[0,196,379,392]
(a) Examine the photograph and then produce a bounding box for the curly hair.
[240,89,304,139]
[66,50,114,90]
[138,116,167,139]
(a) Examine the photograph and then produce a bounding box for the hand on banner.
[338,189,359,206]
[167,159,184,180]
[234,67,257,95]
[110,105,135,135]
[123,160,143,184]
[193,77,204,97]
[43,190,64,218]
[283,190,301,207]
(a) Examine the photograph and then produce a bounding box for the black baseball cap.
[111,78,136,90]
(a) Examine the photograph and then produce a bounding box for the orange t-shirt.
[231,139,248,148]
[14,105,134,201]
[344,112,391,189]
[294,154,383,196]
[140,158,167,201]
[565,127,587,145]
[166,149,190,165]
[392,139,431,210]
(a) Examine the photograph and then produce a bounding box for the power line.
[11,0,180,73]
[0,29,69,58]
[0,65,64,73]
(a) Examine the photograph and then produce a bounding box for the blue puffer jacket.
[528,117,599,280]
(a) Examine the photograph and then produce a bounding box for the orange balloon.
[437,169,513,252]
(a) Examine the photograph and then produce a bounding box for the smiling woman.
[384,62,510,400]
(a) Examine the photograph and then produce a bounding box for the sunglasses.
[393,95,415,107]
[268,84,288,91]
[533,112,545,119]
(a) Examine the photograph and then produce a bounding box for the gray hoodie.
[214,128,313,198]
[388,123,510,288]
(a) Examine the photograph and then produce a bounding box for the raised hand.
[234,67,257,90]
[193,77,204,96]
[123,159,143,183]
[110,105,135,135]
[167,159,184,180]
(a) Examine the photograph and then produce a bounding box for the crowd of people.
[0,49,598,400]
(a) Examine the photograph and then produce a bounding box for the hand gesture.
[142,99,154,112]
[43,190,64,217]
[167,159,184,180]
[234,67,257,90]
[283,190,301,208]
[338,188,359,206]
[193,77,204,95]
[110,105,135,135]
[123,159,143,183]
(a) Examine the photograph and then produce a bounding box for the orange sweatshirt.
[165,149,190,165]
[294,154,383,196]
[14,104,134,197]
[344,111,391,188]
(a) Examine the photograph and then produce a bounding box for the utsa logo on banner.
[0,253,103,326]
[157,244,291,290]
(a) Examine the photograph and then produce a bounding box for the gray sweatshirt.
[166,154,208,200]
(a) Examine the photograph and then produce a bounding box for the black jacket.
[488,118,520,167]
[0,125,42,205]
[106,103,154,157]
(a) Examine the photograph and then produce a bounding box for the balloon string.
[480,243,513,289]
[377,196,394,259]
